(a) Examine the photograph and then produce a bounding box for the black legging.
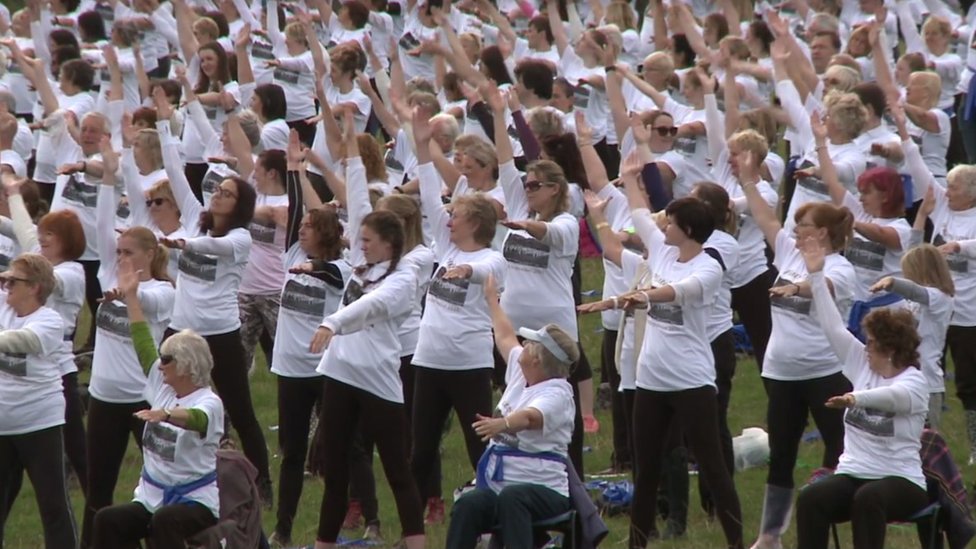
[796,474,929,549]
[698,330,737,513]
[601,329,631,470]
[410,367,493,493]
[730,268,775,372]
[947,325,976,410]
[275,375,324,540]
[92,501,216,549]
[315,378,424,542]
[765,372,851,488]
[62,371,88,496]
[163,328,270,483]
[630,387,743,549]
[78,260,103,350]
[81,398,148,549]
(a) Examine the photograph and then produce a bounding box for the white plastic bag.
[733,427,770,472]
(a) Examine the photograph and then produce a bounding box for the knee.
[150,505,184,532]
[495,486,530,512]
[453,489,493,519]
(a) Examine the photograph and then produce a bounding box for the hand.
[309,326,334,353]
[798,236,826,273]
[153,86,173,120]
[620,149,643,179]
[501,219,531,231]
[599,40,616,68]
[286,129,306,167]
[938,242,961,255]
[870,142,889,158]
[867,20,881,47]
[583,190,608,216]
[768,284,800,299]
[289,261,314,274]
[770,39,790,64]
[235,23,251,50]
[441,265,473,280]
[415,39,444,56]
[412,107,433,144]
[472,413,508,441]
[696,67,716,93]
[388,37,399,62]
[888,101,906,130]
[115,258,143,300]
[265,59,282,68]
[629,114,651,145]
[159,237,186,249]
[507,86,522,112]
[766,10,789,38]
[810,112,827,145]
[869,276,894,293]
[1,174,24,196]
[102,44,119,68]
[793,166,819,180]
[121,112,138,147]
[575,111,594,145]
[134,408,170,422]
[825,393,857,409]
[58,162,85,176]
[617,289,651,309]
[577,300,614,314]
[219,90,237,112]
[482,81,505,113]
[174,64,189,85]
[918,184,935,218]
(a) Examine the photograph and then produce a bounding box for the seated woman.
[91,261,224,549]
[795,239,930,549]
[446,274,579,549]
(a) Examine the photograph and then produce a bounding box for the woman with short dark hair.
[795,240,929,549]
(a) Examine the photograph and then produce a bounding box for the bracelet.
[164,408,172,421]
[605,65,617,72]
[80,160,87,173]
[611,296,619,309]
[503,415,512,431]
[594,221,610,231]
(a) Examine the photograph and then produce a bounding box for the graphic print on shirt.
[281,277,327,317]
[251,41,275,61]
[273,67,300,85]
[143,421,178,462]
[573,85,591,110]
[116,196,130,221]
[178,250,218,282]
[769,276,812,315]
[503,233,550,269]
[647,274,684,326]
[248,217,277,245]
[398,32,421,52]
[0,352,27,377]
[795,161,829,196]
[845,406,895,437]
[95,300,131,339]
[428,265,470,307]
[201,169,224,203]
[62,175,98,208]
[933,234,969,273]
[673,136,696,156]
[342,278,364,306]
[846,238,886,272]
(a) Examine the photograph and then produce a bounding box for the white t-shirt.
[703,230,740,341]
[482,346,574,498]
[784,141,866,232]
[835,348,928,490]
[170,228,252,335]
[324,83,372,134]
[904,287,953,393]
[135,367,224,518]
[499,161,579,341]
[397,7,441,82]
[906,111,951,179]
[239,193,288,296]
[260,119,290,152]
[272,245,351,378]
[663,97,711,186]
[50,261,85,376]
[841,193,911,301]
[931,199,976,326]
[596,185,634,331]
[763,230,857,381]
[617,249,649,392]
[634,212,723,391]
[396,245,435,357]
[33,91,94,184]
[0,304,65,436]
[271,51,316,122]
[558,48,609,143]
[51,171,106,261]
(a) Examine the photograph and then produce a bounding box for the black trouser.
[288,119,317,147]
[765,372,850,488]
[411,367,493,494]
[316,377,424,542]
[796,474,929,549]
[78,260,103,350]
[446,486,571,549]
[81,398,148,549]
[630,387,743,549]
[593,138,621,181]
[275,375,324,539]
[63,371,88,496]
[622,388,636,475]
[164,328,270,482]
[699,330,737,513]
[92,501,216,549]
[184,162,208,204]
[601,329,631,470]
[400,357,440,499]
[349,426,381,525]
[0,426,77,549]
[947,325,976,410]
[730,268,775,372]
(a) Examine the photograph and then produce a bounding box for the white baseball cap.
[517,326,573,364]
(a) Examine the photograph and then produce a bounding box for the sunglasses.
[159,354,175,364]
[145,198,168,208]
[652,126,678,137]
[0,276,30,290]
[523,180,555,192]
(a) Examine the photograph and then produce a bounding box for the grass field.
[3,258,973,548]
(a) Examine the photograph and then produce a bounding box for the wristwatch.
[163,408,172,422]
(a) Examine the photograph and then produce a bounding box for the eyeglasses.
[652,126,678,137]
[0,276,30,290]
[145,198,168,208]
[215,188,238,199]
[159,354,175,364]
[523,180,555,192]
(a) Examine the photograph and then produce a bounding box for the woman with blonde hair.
[870,243,954,429]
[266,12,317,145]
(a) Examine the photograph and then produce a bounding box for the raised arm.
[485,273,519,360]
[811,114,847,206]
[172,0,199,63]
[155,88,204,227]
[1,178,38,253]
[738,151,782,247]
[805,246,864,378]
[487,83,513,166]
[584,191,623,267]
[234,24,254,85]
[547,0,570,55]
[619,65,668,110]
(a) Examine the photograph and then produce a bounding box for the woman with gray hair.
[91,260,224,549]
[446,274,579,549]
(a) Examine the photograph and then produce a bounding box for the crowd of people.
[0,0,975,547]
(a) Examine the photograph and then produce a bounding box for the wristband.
[503,415,512,431]
[595,221,610,231]
[164,408,172,421]
[611,296,619,309]
[605,65,617,72]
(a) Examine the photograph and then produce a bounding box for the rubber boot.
[749,484,794,549]
[662,446,688,539]
[966,410,976,465]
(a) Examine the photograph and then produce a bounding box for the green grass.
[4,258,971,548]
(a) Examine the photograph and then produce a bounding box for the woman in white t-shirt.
[446,275,578,548]
[794,241,930,549]
[0,254,75,549]
[155,98,274,507]
[1,178,87,495]
[92,263,224,548]
[307,131,425,549]
[740,149,857,549]
[233,25,290,153]
[239,150,288,374]
[82,141,176,549]
[411,114,508,514]
[266,13,316,145]
[268,133,351,548]
[870,244,954,430]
